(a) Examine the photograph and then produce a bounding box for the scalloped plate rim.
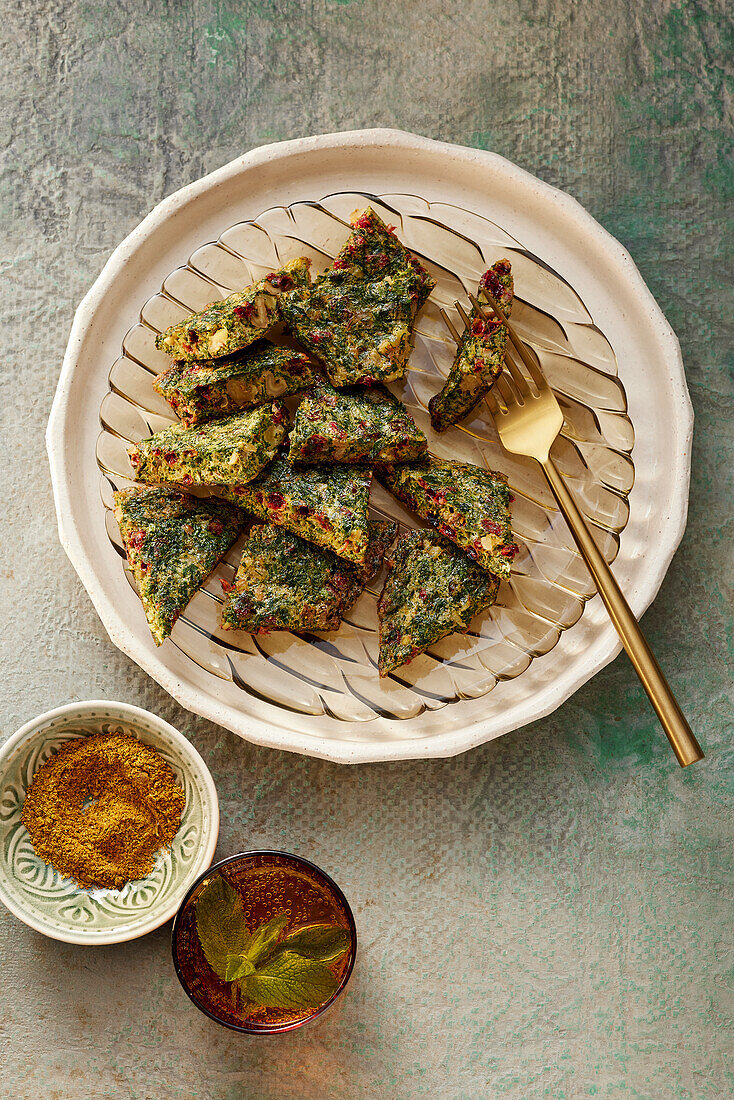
[46,129,693,764]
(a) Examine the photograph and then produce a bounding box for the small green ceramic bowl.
[0,700,219,945]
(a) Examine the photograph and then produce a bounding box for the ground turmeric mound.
[21,730,186,890]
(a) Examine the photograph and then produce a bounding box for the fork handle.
[541,457,704,767]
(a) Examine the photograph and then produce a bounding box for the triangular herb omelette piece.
[154,341,315,427]
[155,257,311,363]
[128,403,289,487]
[212,451,373,565]
[288,380,427,465]
[376,456,517,578]
[330,207,435,311]
[279,207,435,388]
[279,267,422,386]
[221,520,396,634]
[377,529,499,676]
[429,260,514,432]
[114,486,244,645]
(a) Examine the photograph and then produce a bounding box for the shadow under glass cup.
[171,850,357,1033]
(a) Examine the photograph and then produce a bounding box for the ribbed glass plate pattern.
[96,192,634,725]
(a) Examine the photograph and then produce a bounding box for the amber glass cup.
[171,851,357,1034]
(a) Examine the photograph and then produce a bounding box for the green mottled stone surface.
[0,1,731,1097]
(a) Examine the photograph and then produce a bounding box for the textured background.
[0,1,732,1097]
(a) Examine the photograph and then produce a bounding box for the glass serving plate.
[48,132,691,762]
[96,192,633,728]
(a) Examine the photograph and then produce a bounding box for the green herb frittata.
[288,380,427,466]
[114,486,244,645]
[279,267,422,387]
[212,451,373,566]
[429,260,514,432]
[330,207,435,312]
[221,519,396,634]
[154,341,315,427]
[154,257,311,363]
[128,403,289,487]
[377,529,499,676]
[377,456,517,578]
[278,208,435,388]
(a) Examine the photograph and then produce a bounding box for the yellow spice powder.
[21,730,186,890]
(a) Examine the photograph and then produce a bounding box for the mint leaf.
[224,955,255,982]
[195,887,347,1009]
[245,912,288,967]
[195,877,252,980]
[279,923,351,962]
[243,951,338,1010]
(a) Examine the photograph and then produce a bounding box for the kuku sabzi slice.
[288,380,427,466]
[114,486,244,645]
[376,456,517,579]
[279,208,435,387]
[330,207,435,313]
[213,452,372,566]
[429,260,514,432]
[377,529,499,677]
[279,267,423,386]
[128,403,289,487]
[155,257,311,363]
[220,520,396,634]
[154,341,316,427]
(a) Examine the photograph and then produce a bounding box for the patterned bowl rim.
[46,128,694,763]
[0,699,220,945]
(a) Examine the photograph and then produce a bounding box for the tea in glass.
[172,850,356,1033]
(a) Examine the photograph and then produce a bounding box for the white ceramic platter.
[47,130,692,763]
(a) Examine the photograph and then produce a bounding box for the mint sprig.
[195,878,351,1011]
[280,923,351,961]
[246,912,288,967]
[195,876,252,976]
[244,951,340,1010]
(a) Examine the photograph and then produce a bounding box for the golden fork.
[439,291,703,767]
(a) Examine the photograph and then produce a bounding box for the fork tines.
[437,305,462,344]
